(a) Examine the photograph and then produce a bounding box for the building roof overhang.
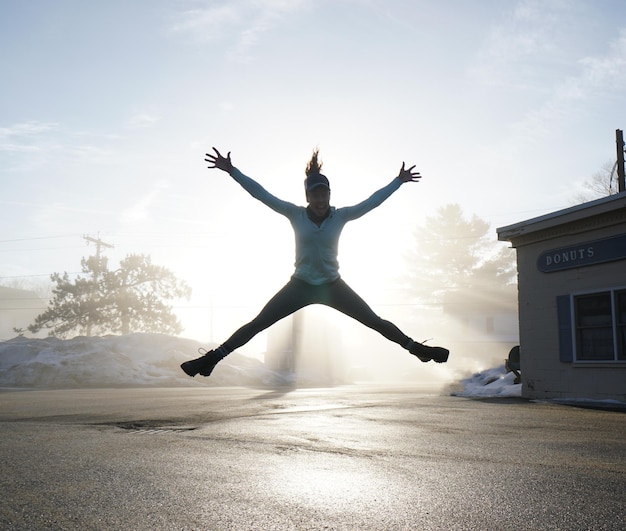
[497,192,626,247]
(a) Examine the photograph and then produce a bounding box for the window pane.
[618,327,626,361]
[617,291,626,325]
[617,291,626,360]
[576,294,612,326]
[578,328,614,360]
[575,293,614,361]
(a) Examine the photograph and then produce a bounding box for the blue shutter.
[556,295,574,362]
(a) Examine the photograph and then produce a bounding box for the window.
[570,289,626,361]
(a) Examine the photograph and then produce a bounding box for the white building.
[0,287,47,340]
[497,192,626,402]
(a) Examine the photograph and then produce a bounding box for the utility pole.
[616,129,625,193]
[83,234,114,261]
[83,235,114,336]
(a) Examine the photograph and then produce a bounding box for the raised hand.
[205,147,234,173]
[397,162,421,183]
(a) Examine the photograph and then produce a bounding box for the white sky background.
[1,0,626,349]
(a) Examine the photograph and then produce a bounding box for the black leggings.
[222,277,411,352]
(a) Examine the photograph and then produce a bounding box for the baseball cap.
[305,173,330,192]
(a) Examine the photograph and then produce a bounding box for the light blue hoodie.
[230,168,402,285]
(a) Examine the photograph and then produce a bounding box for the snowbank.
[0,333,293,388]
[453,365,522,398]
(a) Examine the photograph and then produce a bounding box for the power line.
[0,272,82,280]
[0,234,79,244]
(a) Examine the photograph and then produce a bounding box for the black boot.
[409,341,449,363]
[180,350,226,377]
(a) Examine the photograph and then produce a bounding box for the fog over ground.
[0,332,521,398]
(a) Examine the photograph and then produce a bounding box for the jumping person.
[181,148,449,378]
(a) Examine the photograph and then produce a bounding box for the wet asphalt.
[1,384,625,530]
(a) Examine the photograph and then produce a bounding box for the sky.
[1,0,626,348]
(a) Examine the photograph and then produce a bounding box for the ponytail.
[305,148,323,177]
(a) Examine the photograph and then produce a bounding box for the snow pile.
[453,365,522,398]
[0,333,294,388]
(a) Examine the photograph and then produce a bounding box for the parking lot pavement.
[1,385,625,530]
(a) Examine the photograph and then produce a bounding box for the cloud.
[468,0,585,92]
[466,1,626,149]
[169,0,309,61]
[0,120,116,173]
[508,27,626,143]
[578,28,626,92]
[126,111,162,129]
[0,121,59,139]
[0,121,60,154]
[169,3,240,41]
[121,180,170,223]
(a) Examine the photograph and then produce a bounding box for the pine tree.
[403,204,516,305]
[28,253,191,338]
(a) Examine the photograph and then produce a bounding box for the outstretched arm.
[203,147,297,217]
[341,162,421,221]
[205,147,234,174]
